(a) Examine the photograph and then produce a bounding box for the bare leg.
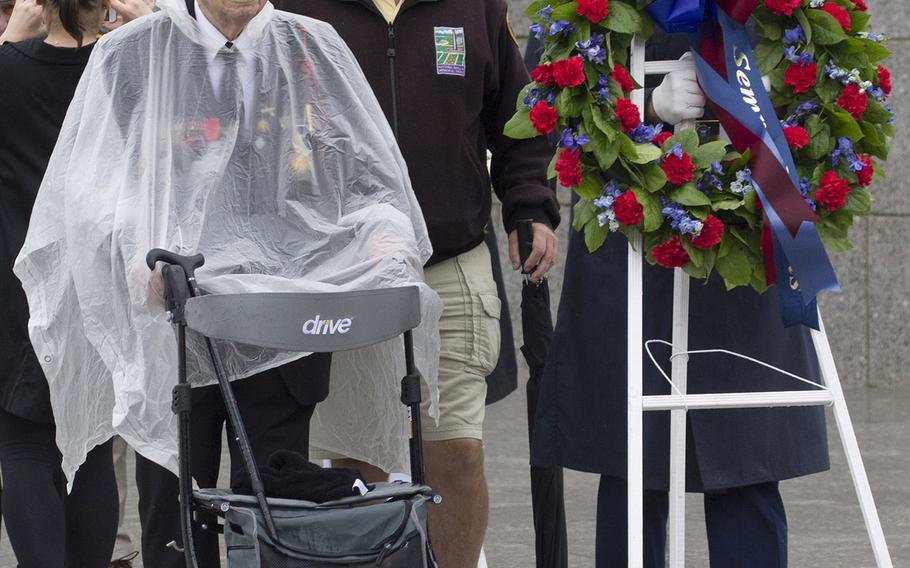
[332,458,388,484]
[424,438,488,568]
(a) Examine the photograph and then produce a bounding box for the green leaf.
[524,0,551,19]
[815,76,842,104]
[805,8,848,45]
[843,187,872,215]
[751,6,782,41]
[584,222,610,252]
[804,114,832,161]
[863,99,892,124]
[692,141,729,169]
[794,9,812,44]
[546,150,559,180]
[573,198,597,231]
[575,175,602,200]
[825,107,864,141]
[849,10,871,32]
[555,88,585,118]
[550,2,580,21]
[604,0,643,34]
[669,183,712,206]
[503,111,539,139]
[715,239,754,289]
[587,128,621,170]
[754,39,785,75]
[712,199,743,211]
[664,128,699,155]
[859,39,891,65]
[639,162,668,192]
[628,142,663,164]
[630,185,663,232]
[591,105,616,140]
[817,221,853,252]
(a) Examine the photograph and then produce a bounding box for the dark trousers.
[596,475,788,568]
[136,364,323,568]
[0,408,118,568]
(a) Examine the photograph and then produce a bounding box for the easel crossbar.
[642,390,834,411]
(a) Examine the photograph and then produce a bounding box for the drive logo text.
[302,315,353,335]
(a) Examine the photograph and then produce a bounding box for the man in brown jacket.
[274,1,560,566]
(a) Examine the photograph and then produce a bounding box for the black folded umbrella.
[517,220,568,568]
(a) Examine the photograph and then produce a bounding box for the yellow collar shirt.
[372,0,402,23]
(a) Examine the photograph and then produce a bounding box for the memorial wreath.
[506,0,892,306]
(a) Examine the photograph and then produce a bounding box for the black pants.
[136,364,324,568]
[0,408,118,568]
[596,475,788,568]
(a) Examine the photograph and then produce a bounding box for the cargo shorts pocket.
[468,293,502,376]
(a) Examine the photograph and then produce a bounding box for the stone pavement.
[1,379,907,567]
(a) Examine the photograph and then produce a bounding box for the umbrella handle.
[517,219,534,275]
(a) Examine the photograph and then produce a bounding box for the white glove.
[651,53,706,126]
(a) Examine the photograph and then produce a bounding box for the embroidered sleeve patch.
[434,26,466,77]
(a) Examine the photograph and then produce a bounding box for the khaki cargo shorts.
[419,242,501,441]
[312,242,501,463]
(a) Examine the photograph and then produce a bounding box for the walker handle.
[146,249,206,280]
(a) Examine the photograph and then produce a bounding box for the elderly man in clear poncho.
[14,0,441,563]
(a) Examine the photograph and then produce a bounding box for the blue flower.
[529,23,543,39]
[830,137,863,171]
[729,168,755,195]
[630,123,663,144]
[576,33,607,65]
[667,143,684,158]
[798,177,817,211]
[662,202,703,235]
[558,128,590,150]
[783,26,806,46]
[537,5,553,20]
[548,20,574,37]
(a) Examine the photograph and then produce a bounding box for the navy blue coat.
[531,199,830,491]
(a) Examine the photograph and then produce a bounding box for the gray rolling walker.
[146,249,438,567]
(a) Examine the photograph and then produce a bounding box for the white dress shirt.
[195,0,257,120]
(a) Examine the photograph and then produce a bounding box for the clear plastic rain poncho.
[14,0,442,482]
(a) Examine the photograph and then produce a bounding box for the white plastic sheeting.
[14,0,441,482]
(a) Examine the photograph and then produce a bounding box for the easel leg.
[812,310,892,568]
[668,269,690,568]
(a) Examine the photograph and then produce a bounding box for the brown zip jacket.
[275,0,560,264]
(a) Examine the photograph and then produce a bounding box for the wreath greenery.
[506,0,893,291]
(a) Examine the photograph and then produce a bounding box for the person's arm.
[0,0,45,44]
[484,2,560,280]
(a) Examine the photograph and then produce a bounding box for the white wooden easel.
[626,37,893,568]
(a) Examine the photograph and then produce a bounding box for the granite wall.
[491,0,908,388]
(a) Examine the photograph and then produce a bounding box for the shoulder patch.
[434,26,466,77]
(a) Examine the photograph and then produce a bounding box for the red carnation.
[531,63,556,86]
[878,65,892,95]
[652,131,673,147]
[763,0,800,16]
[815,171,851,211]
[820,3,851,32]
[611,64,634,93]
[652,235,690,268]
[784,62,817,94]
[783,125,809,149]
[857,155,874,186]
[689,215,724,249]
[837,84,868,120]
[853,0,867,10]
[552,56,586,88]
[577,0,609,22]
[529,101,559,135]
[554,148,583,187]
[661,151,695,185]
[614,98,641,133]
[614,192,644,225]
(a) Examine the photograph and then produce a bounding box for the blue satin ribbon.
[645,0,840,328]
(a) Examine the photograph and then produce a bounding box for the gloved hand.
[650,53,706,126]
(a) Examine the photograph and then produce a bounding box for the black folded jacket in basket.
[232,450,366,503]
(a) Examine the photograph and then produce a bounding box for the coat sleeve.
[483,1,560,233]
